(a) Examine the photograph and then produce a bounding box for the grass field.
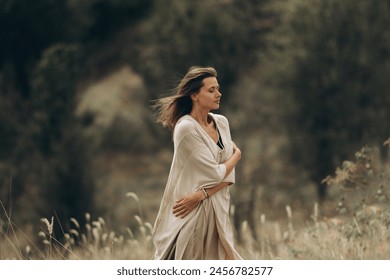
[1,197,389,260]
[1,144,389,260]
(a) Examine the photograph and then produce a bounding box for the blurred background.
[1,0,389,247]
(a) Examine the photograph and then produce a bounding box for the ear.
[190,93,198,102]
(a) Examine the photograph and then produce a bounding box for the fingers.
[172,192,203,219]
[173,204,189,218]
[172,199,195,219]
[172,200,186,217]
[174,209,189,218]
[175,198,184,204]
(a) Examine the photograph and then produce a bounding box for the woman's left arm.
[172,181,230,219]
[173,142,241,219]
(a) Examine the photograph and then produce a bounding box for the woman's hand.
[173,191,205,219]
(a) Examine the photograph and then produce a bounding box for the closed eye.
[209,86,220,93]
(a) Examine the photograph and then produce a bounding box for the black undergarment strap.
[217,129,224,149]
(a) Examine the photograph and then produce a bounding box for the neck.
[190,107,210,126]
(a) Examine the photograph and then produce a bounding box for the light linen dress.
[152,113,242,260]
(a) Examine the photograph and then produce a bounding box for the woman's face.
[192,77,222,111]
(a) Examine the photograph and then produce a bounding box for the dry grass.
[238,203,390,259]
[1,143,389,260]
[1,202,389,260]
[0,193,154,260]
[1,200,389,260]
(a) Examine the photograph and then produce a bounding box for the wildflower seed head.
[383,138,390,147]
[25,245,31,255]
[92,221,102,230]
[70,229,80,237]
[134,215,143,226]
[144,222,153,233]
[126,192,140,202]
[92,228,100,241]
[260,214,266,225]
[286,205,292,220]
[126,228,134,239]
[70,218,80,229]
[50,217,54,234]
[230,205,235,216]
[98,217,105,226]
[41,217,54,235]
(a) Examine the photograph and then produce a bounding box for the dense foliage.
[285,0,390,199]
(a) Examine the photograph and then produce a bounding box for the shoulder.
[211,113,230,127]
[173,115,197,142]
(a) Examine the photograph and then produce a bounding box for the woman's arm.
[223,141,241,178]
[172,181,230,218]
[173,142,241,219]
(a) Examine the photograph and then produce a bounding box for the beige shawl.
[152,113,242,260]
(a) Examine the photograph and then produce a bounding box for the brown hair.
[153,66,217,130]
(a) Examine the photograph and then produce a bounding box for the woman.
[152,66,242,260]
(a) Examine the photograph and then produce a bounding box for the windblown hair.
[153,66,217,130]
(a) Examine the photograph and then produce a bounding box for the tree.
[285,0,390,200]
[0,0,155,229]
[133,0,261,101]
[11,44,96,229]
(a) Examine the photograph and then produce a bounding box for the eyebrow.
[208,84,220,89]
